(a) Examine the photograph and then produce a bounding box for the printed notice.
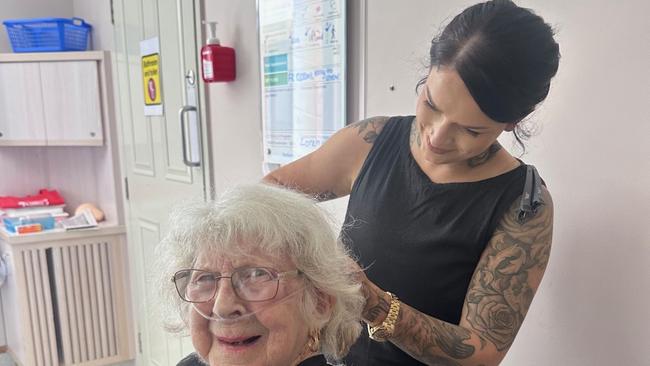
[140,37,163,116]
[259,0,346,165]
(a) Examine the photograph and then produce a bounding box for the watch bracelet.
[367,291,400,341]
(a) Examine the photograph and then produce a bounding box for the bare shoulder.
[344,116,391,144]
[263,116,393,200]
[461,185,553,354]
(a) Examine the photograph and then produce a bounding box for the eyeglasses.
[172,267,301,303]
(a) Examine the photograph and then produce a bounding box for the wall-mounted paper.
[259,0,346,165]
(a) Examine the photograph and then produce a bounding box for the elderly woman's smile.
[188,248,312,366]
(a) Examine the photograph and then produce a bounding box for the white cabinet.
[40,61,103,145]
[0,53,105,146]
[0,62,47,145]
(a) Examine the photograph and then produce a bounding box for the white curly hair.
[155,183,364,360]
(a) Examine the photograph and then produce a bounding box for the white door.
[113,0,207,364]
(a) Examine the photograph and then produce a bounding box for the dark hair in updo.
[417,0,560,146]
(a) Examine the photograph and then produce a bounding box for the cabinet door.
[40,61,104,146]
[0,63,47,145]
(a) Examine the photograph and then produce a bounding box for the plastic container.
[2,17,91,53]
[3,215,56,234]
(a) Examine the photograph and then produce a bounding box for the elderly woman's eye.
[240,268,274,284]
[193,272,217,283]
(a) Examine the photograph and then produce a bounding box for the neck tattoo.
[467,143,502,167]
[410,119,422,148]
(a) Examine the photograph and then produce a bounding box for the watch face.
[374,329,389,339]
[369,326,389,341]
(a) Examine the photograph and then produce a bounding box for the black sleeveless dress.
[342,116,528,366]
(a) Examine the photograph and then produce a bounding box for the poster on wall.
[259,0,346,166]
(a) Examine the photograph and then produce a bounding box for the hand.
[348,259,391,326]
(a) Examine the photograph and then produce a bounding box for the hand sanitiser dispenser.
[201,21,236,82]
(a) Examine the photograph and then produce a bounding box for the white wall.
[72,0,114,51]
[501,1,650,365]
[202,0,649,365]
[0,0,73,52]
[202,1,265,194]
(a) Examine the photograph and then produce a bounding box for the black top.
[177,353,204,366]
[341,116,528,366]
[299,354,330,366]
[177,353,329,366]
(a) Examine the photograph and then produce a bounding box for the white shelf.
[0,51,106,62]
[0,224,126,246]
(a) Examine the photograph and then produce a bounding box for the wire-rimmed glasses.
[172,267,301,303]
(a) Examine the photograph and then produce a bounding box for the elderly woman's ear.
[313,288,336,319]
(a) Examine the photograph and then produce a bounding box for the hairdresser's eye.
[465,128,481,137]
[424,100,438,112]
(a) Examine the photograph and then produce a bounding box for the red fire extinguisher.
[201,21,236,82]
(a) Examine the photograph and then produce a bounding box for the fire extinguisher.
[201,21,236,82]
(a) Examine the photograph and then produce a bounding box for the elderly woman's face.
[188,247,310,366]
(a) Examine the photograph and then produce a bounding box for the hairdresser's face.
[188,247,309,366]
[414,67,512,167]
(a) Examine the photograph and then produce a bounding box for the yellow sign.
[142,53,161,105]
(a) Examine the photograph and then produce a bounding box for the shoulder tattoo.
[464,188,553,351]
[346,116,390,144]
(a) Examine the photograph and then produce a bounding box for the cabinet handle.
[179,105,200,167]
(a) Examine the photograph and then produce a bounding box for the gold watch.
[367,292,400,342]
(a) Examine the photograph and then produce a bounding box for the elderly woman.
[156,184,365,366]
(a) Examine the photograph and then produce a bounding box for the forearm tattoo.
[363,293,390,324]
[389,190,553,365]
[314,191,338,201]
[346,116,389,144]
[394,306,473,364]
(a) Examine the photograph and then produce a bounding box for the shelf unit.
[0,51,134,366]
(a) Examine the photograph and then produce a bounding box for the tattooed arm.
[263,116,390,201]
[361,187,554,366]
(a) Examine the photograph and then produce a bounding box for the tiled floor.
[0,354,14,366]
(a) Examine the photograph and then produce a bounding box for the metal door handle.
[179,105,200,167]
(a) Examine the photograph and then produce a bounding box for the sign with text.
[140,37,163,116]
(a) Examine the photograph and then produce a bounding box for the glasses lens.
[233,267,279,301]
[174,269,217,303]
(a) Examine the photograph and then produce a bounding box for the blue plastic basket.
[3,17,91,52]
